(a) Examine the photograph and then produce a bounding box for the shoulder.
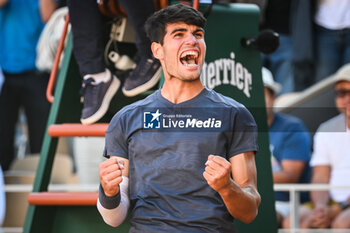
[203,89,256,127]
[108,92,158,130]
[275,113,308,130]
[119,91,158,115]
[203,88,245,109]
[317,114,346,133]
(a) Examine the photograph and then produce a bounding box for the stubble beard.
[167,73,201,83]
[167,67,202,82]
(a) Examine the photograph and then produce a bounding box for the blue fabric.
[269,113,311,202]
[314,25,350,83]
[0,0,44,73]
[262,35,294,94]
[105,88,258,233]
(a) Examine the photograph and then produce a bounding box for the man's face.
[153,22,206,81]
[335,81,350,118]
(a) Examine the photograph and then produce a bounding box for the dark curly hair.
[145,4,206,45]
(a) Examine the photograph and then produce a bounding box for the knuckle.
[99,162,106,170]
[224,164,231,171]
[224,167,230,174]
[100,169,107,177]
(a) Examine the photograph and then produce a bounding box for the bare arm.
[311,165,331,207]
[273,160,306,183]
[203,152,261,223]
[39,0,58,23]
[0,0,8,8]
[309,165,332,228]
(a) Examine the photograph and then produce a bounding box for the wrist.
[218,179,237,197]
[105,186,120,197]
[99,184,121,209]
[314,202,328,209]
[339,201,350,210]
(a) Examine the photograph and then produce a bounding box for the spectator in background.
[313,0,350,84]
[0,0,57,171]
[67,0,161,125]
[0,166,5,226]
[262,67,311,227]
[260,0,314,94]
[285,64,350,229]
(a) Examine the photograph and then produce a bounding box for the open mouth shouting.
[180,50,199,68]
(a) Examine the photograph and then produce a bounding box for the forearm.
[97,176,129,227]
[273,170,299,183]
[219,179,260,223]
[311,168,330,208]
[311,190,330,208]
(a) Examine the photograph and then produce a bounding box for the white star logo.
[151,109,161,122]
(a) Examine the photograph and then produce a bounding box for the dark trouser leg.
[23,72,51,153]
[314,26,341,83]
[0,75,21,171]
[119,0,155,58]
[67,0,107,76]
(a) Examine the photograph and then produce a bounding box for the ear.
[151,42,163,60]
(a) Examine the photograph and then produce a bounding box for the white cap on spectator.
[262,67,281,94]
[333,63,350,83]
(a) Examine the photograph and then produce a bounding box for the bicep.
[280,160,306,180]
[110,156,129,177]
[229,151,257,187]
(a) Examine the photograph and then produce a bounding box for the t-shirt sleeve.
[227,106,258,158]
[310,130,330,166]
[104,111,129,159]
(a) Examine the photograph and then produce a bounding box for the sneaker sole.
[80,76,120,125]
[122,67,162,97]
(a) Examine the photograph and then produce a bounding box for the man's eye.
[195,33,203,38]
[174,33,183,38]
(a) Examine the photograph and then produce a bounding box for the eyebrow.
[170,27,204,35]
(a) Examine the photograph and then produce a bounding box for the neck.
[161,78,204,104]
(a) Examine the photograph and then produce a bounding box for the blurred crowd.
[0,0,350,230]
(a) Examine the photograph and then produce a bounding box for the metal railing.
[274,184,350,231]
[4,184,98,193]
[4,183,350,232]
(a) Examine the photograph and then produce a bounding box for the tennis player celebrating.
[98,4,260,232]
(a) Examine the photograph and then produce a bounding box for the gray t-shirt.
[104,88,258,233]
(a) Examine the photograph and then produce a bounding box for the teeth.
[184,63,197,67]
[181,51,198,58]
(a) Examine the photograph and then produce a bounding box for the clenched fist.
[203,155,232,193]
[99,158,125,197]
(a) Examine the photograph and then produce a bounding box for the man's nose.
[185,34,197,45]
